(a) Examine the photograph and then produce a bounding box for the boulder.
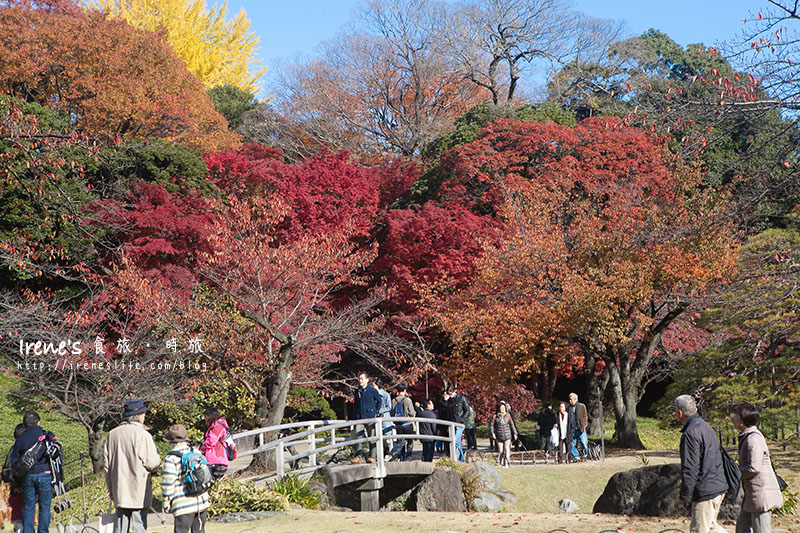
[306,480,330,509]
[593,463,741,519]
[408,467,467,512]
[494,490,517,506]
[471,461,501,492]
[473,491,503,512]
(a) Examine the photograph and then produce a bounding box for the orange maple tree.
[423,117,740,448]
[0,0,238,152]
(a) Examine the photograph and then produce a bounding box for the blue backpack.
[168,448,215,496]
[393,400,404,417]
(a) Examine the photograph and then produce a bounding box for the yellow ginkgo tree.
[85,0,266,92]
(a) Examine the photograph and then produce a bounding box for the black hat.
[122,398,147,417]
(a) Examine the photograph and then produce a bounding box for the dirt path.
[144,509,800,533]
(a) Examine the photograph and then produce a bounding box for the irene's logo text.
[19,338,82,356]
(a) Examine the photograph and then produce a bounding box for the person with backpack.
[464,405,477,451]
[6,412,53,533]
[200,407,231,480]
[491,402,518,469]
[162,425,211,533]
[105,399,161,533]
[537,402,558,463]
[391,384,415,461]
[2,423,26,533]
[674,394,729,533]
[732,403,782,533]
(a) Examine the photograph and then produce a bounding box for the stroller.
[45,437,70,514]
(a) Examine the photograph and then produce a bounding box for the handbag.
[776,473,788,492]
[98,507,116,533]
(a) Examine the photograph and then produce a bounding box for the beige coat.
[104,421,161,509]
[738,426,783,513]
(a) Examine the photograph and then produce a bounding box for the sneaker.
[384,454,393,462]
[366,457,376,463]
[351,457,364,464]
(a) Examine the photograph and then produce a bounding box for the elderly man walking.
[567,393,588,462]
[674,394,729,533]
[105,399,161,533]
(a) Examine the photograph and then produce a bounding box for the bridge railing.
[231,417,465,479]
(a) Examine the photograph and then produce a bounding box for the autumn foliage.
[421,117,739,446]
[0,0,238,152]
[87,0,266,92]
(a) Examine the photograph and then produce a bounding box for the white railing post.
[376,419,384,463]
[448,423,457,461]
[277,442,285,478]
[258,431,264,451]
[377,419,385,472]
[308,423,317,467]
[331,428,336,445]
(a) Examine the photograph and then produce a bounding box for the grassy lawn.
[498,451,680,514]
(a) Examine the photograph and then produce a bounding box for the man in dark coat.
[674,395,729,533]
[352,372,382,462]
[7,412,53,533]
[444,387,470,461]
[417,400,438,462]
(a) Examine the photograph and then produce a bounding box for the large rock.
[473,491,503,512]
[494,490,517,506]
[593,463,741,519]
[408,467,467,512]
[471,461,501,492]
[306,480,330,509]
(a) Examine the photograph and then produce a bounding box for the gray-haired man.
[674,395,729,533]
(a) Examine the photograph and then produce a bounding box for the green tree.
[208,85,259,131]
[663,227,800,447]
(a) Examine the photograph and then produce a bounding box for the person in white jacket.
[556,401,569,464]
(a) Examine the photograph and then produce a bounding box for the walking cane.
[80,453,88,525]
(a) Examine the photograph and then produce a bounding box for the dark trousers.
[174,510,207,533]
[465,428,477,449]
[421,441,435,462]
[395,424,414,460]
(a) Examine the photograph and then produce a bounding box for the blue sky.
[221,0,764,96]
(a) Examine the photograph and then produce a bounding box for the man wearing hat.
[162,424,210,533]
[104,399,161,533]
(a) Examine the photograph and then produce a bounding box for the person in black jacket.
[444,387,470,462]
[352,372,382,463]
[417,400,437,462]
[674,395,729,533]
[7,412,53,533]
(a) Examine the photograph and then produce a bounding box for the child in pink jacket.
[200,407,229,479]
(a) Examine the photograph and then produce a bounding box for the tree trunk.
[249,344,296,472]
[607,358,644,449]
[615,383,644,449]
[583,350,607,437]
[87,420,105,474]
[586,366,609,438]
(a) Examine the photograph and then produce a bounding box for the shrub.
[775,487,798,516]
[269,474,323,509]
[284,387,336,422]
[208,479,288,517]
